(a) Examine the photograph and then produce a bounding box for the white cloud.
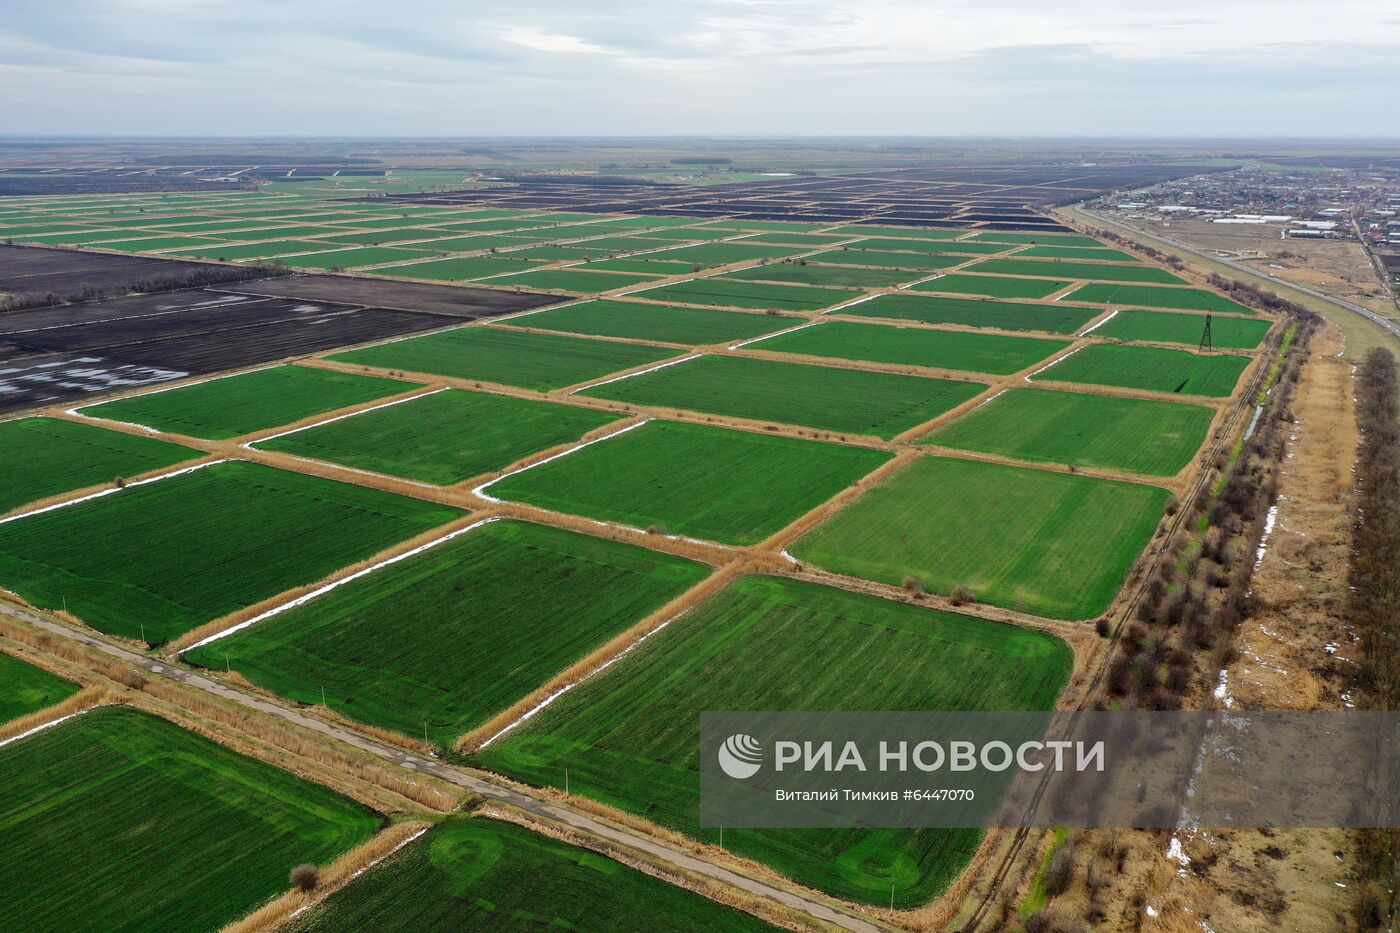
[500,25,609,54]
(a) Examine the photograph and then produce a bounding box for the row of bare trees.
[1097,323,1313,712]
[1350,347,1400,930]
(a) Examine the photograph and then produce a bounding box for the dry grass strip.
[0,686,112,746]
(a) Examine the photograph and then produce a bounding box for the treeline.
[1096,322,1314,711]
[1350,347,1400,930]
[0,263,289,314]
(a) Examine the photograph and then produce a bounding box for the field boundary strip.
[565,355,701,394]
[1079,309,1119,335]
[245,386,448,447]
[0,458,226,526]
[0,704,102,750]
[181,516,502,653]
[725,319,820,350]
[1023,346,1084,381]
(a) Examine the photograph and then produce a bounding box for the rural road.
[1070,207,1400,341]
[0,601,885,933]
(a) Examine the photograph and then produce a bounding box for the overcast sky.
[2,0,1398,137]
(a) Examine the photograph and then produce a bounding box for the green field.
[257,389,620,484]
[96,235,219,252]
[623,242,803,265]
[311,228,459,246]
[578,257,696,275]
[968,233,1103,247]
[476,575,1072,906]
[167,239,331,260]
[0,461,462,643]
[81,366,411,439]
[747,232,856,246]
[0,417,199,514]
[1092,309,1273,349]
[512,299,797,344]
[630,278,862,311]
[860,237,1011,256]
[924,388,1215,475]
[748,320,1069,375]
[849,226,964,240]
[810,248,964,271]
[330,327,680,392]
[374,255,545,281]
[720,262,914,288]
[0,652,77,724]
[188,521,707,744]
[488,269,662,292]
[281,246,436,269]
[965,258,1187,285]
[487,420,890,545]
[1015,246,1140,262]
[553,235,681,252]
[1035,344,1251,397]
[1066,283,1254,315]
[285,816,774,932]
[0,706,378,933]
[791,456,1169,619]
[912,274,1072,299]
[583,354,986,437]
[841,293,1100,334]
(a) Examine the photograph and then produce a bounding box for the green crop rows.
[1035,345,1250,397]
[583,354,987,437]
[80,365,410,439]
[967,258,1186,285]
[0,461,462,643]
[487,420,890,545]
[513,299,797,344]
[0,652,77,725]
[925,388,1215,476]
[285,816,774,932]
[330,327,681,392]
[257,389,622,484]
[0,706,378,933]
[630,279,863,311]
[842,294,1100,334]
[476,575,1071,906]
[0,417,198,514]
[1092,309,1272,349]
[1066,283,1254,315]
[791,456,1169,619]
[912,274,1072,299]
[749,320,1069,375]
[188,521,707,744]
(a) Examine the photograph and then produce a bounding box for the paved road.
[1070,207,1400,341]
[0,601,885,933]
